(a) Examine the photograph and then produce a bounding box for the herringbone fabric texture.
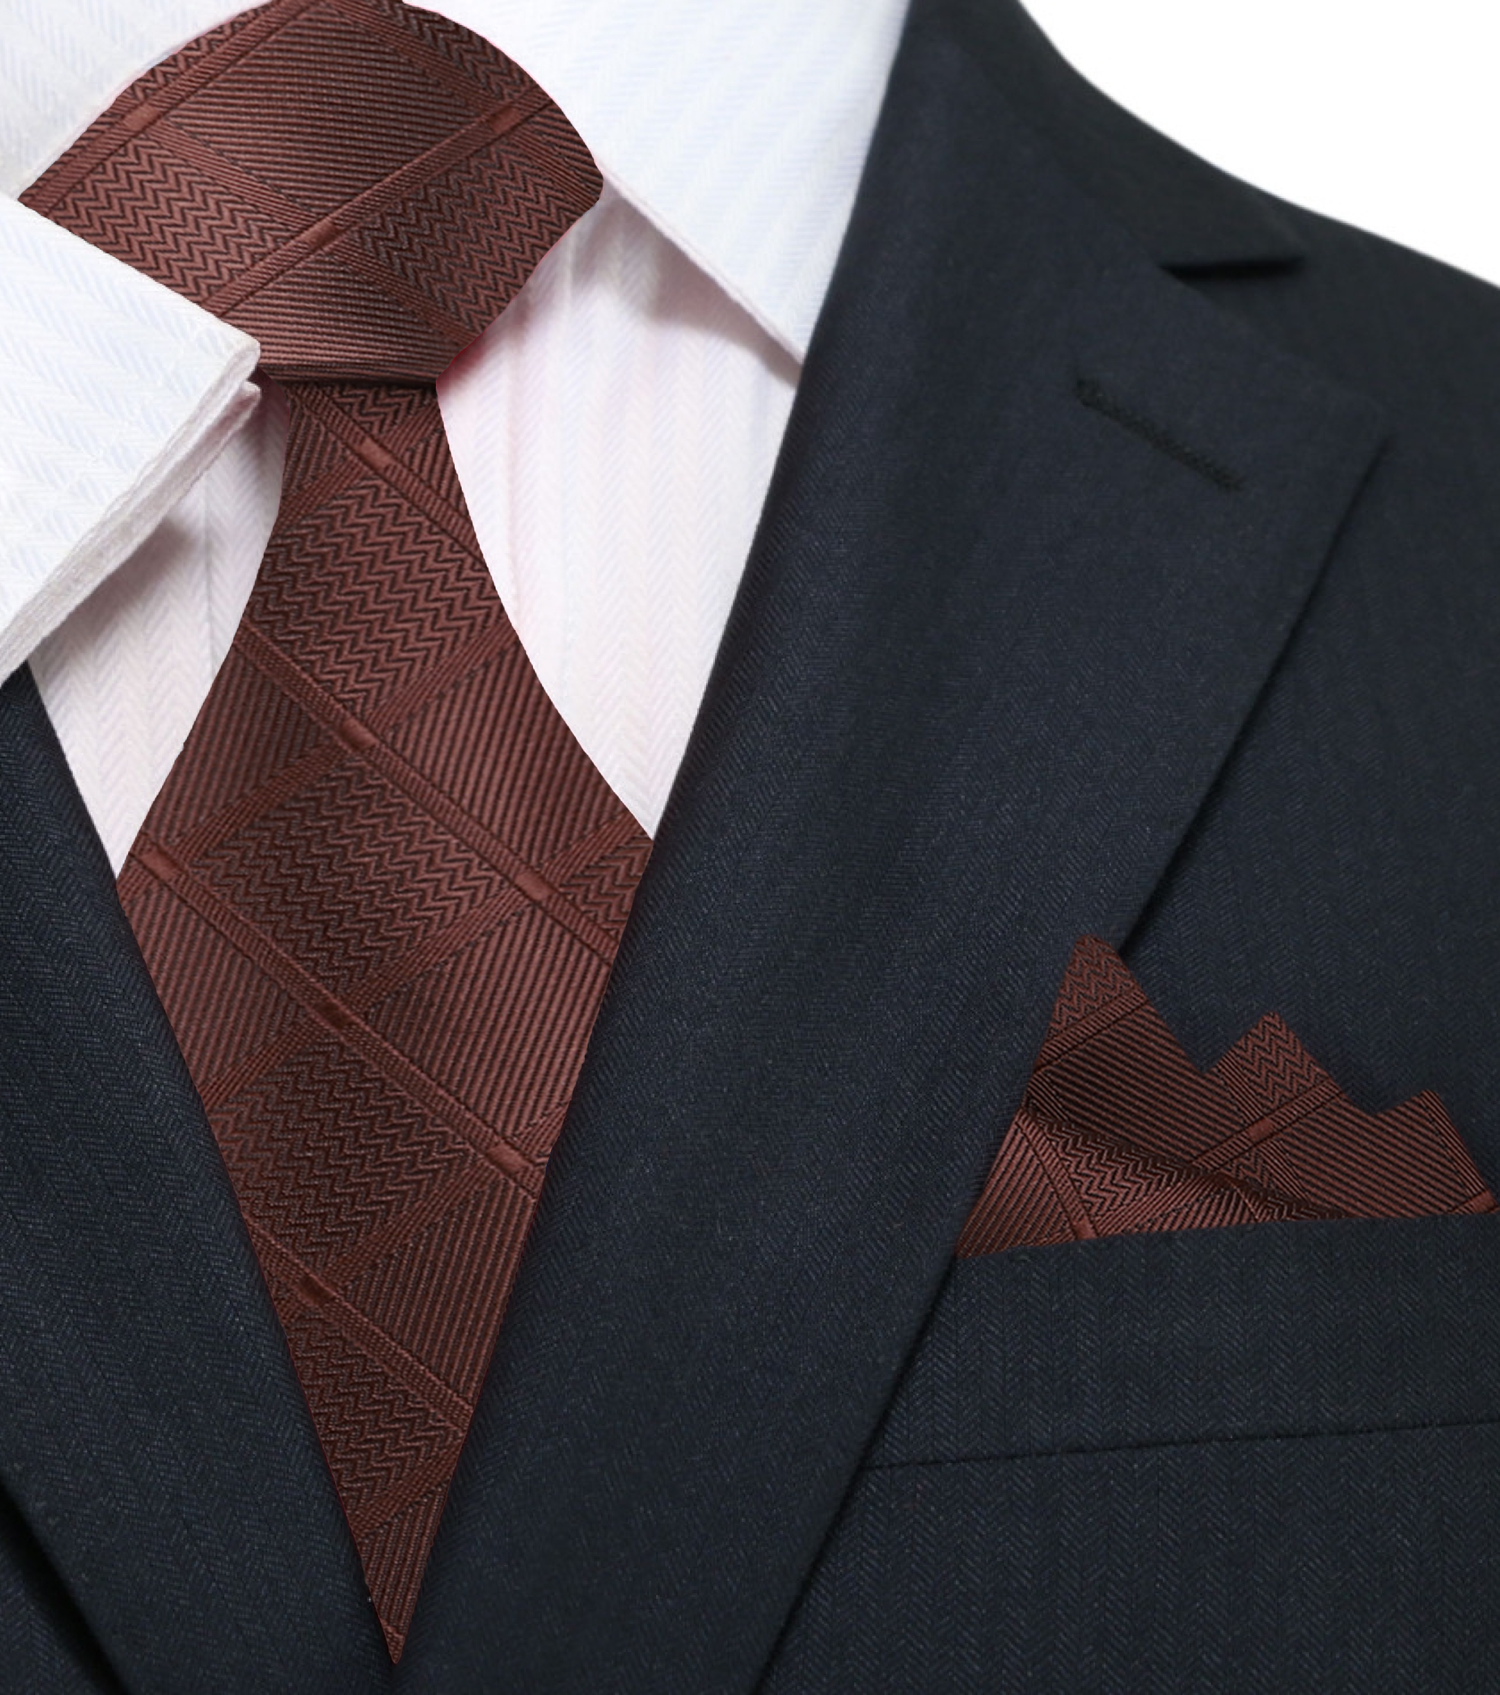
[959,936,1497,1256]
[25,0,650,1657]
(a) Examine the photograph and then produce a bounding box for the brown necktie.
[24,0,650,1657]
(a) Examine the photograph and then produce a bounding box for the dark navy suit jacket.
[3,1,1499,1688]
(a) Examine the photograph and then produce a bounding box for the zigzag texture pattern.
[958,937,1497,1256]
[22,0,582,382]
[27,0,642,1660]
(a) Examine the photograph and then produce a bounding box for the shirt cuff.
[0,192,260,685]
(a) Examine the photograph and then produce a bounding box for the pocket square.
[958,937,1496,1257]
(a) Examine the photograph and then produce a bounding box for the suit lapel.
[941,0,1307,273]
[0,670,388,1692]
[402,3,1386,1691]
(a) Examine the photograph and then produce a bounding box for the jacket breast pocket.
[764,1217,1500,1695]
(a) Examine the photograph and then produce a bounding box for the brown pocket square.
[958,937,1496,1257]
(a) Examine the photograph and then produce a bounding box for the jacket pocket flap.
[871,1214,1500,1466]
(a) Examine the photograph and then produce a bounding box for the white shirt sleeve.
[0,192,260,687]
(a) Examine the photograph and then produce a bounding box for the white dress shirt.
[0,0,908,865]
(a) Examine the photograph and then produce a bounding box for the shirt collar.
[2,0,910,362]
[421,0,910,359]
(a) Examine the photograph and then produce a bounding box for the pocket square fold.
[958,937,1496,1257]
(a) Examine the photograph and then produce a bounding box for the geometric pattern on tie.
[24,0,648,1657]
[958,936,1496,1258]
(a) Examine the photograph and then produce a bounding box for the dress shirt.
[0,0,908,863]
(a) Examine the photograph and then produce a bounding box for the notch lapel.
[0,670,388,1692]
[401,3,1386,1692]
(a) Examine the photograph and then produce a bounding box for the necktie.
[25,0,650,1656]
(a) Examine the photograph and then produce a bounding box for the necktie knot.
[25,0,601,381]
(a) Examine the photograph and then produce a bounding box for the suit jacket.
[3,0,1499,1689]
